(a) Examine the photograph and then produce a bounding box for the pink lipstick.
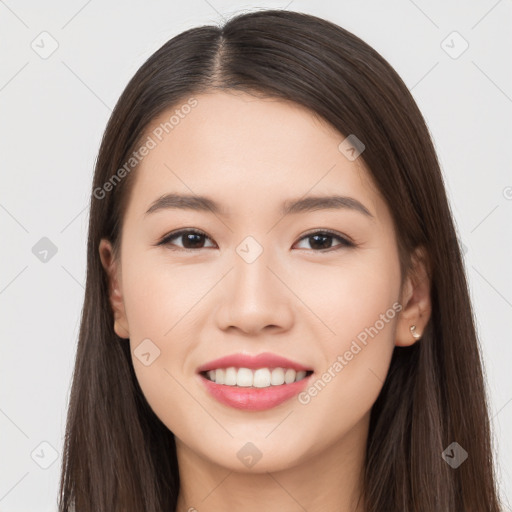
[197,352,314,411]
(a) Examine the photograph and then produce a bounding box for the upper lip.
[197,352,313,373]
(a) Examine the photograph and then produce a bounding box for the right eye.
[157,229,217,251]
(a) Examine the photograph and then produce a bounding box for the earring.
[409,324,421,339]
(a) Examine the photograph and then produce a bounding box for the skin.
[99,90,431,512]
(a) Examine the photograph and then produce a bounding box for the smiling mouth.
[200,367,314,388]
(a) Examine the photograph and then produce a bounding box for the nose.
[215,251,294,336]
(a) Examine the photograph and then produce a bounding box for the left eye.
[295,230,353,251]
[157,229,353,252]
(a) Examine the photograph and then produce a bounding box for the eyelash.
[156,228,355,253]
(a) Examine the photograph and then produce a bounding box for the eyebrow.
[144,193,374,219]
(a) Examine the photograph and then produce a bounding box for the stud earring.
[409,324,421,339]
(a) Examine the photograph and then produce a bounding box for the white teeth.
[284,368,296,384]
[236,368,253,387]
[270,367,285,385]
[224,366,237,386]
[296,370,306,381]
[253,368,271,388]
[215,368,225,385]
[204,367,311,387]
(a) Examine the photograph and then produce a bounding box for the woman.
[58,9,503,512]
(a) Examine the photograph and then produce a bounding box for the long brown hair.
[58,9,503,512]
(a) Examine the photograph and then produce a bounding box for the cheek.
[294,252,401,432]
[120,254,212,431]
[121,252,208,343]
[294,248,401,344]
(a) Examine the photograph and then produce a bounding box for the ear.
[395,245,432,347]
[98,238,130,339]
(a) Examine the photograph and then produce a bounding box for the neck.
[175,413,368,512]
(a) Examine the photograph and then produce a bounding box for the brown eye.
[158,229,216,250]
[294,230,353,251]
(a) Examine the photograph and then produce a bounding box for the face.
[99,90,425,474]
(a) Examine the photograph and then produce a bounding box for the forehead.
[124,90,385,222]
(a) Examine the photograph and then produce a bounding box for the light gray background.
[1,1,511,510]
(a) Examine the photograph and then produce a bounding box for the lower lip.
[198,373,313,411]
